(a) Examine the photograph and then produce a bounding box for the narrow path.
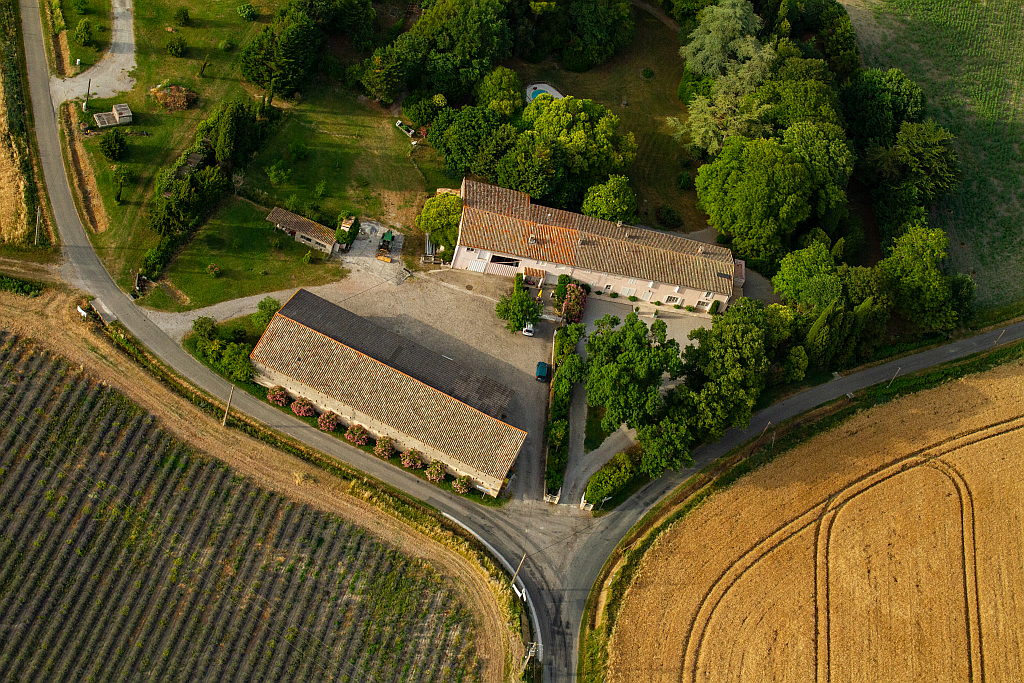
[631,0,680,32]
[49,0,135,107]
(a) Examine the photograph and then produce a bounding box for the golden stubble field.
[0,76,27,242]
[608,359,1024,683]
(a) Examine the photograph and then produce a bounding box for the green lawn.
[79,0,271,290]
[852,0,1024,310]
[584,404,613,453]
[244,88,427,230]
[62,0,112,71]
[512,13,703,231]
[141,197,348,311]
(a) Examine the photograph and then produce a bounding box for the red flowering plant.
[374,436,394,459]
[267,386,289,406]
[317,411,338,432]
[344,424,369,445]
[561,283,587,324]
[425,460,446,483]
[451,475,471,494]
[291,397,315,417]
[401,449,423,468]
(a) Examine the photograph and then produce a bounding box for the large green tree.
[240,8,322,94]
[866,120,961,206]
[696,136,814,269]
[585,313,683,433]
[495,275,543,332]
[772,240,841,311]
[581,175,636,222]
[879,221,961,333]
[840,68,924,151]
[782,121,855,232]
[679,0,762,78]
[415,193,463,256]
[475,67,524,119]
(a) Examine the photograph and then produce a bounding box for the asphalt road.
[20,1,1024,678]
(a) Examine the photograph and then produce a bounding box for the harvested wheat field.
[0,81,27,242]
[608,359,1024,683]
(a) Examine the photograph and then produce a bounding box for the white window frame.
[704,291,713,299]
[628,278,638,285]
[622,287,636,297]
[665,296,679,304]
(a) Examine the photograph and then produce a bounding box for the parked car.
[535,361,550,382]
[522,322,535,336]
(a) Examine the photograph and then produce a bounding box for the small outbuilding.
[112,104,133,124]
[93,104,132,129]
[267,207,338,255]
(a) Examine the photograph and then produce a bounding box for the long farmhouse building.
[250,289,526,497]
[450,180,744,311]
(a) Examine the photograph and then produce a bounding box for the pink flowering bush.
[561,283,587,324]
[318,411,338,432]
[291,397,315,417]
[425,460,446,483]
[267,386,289,406]
[344,424,369,445]
[452,475,471,494]
[374,436,394,459]
[401,449,423,469]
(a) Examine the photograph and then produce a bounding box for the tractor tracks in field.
[681,414,1024,683]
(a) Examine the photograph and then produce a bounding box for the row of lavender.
[0,333,477,682]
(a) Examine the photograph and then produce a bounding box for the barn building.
[450,179,744,311]
[249,289,526,497]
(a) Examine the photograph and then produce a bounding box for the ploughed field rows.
[0,333,477,683]
[607,358,1024,682]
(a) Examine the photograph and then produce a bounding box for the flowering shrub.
[267,386,289,406]
[374,436,394,459]
[452,475,471,494]
[318,411,338,432]
[401,449,423,468]
[561,283,587,324]
[425,460,446,483]
[291,397,315,417]
[345,424,369,445]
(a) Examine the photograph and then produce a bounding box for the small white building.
[450,180,743,311]
[112,103,133,124]
[267,207,338,255]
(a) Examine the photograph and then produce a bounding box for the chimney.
[528,234,537,245]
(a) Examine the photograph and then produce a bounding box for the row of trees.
[143,100,280,278]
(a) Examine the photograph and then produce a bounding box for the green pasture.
[859,0,1024,309]
[144,197,348,311]
[61,0,111,70]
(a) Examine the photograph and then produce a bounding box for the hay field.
[607,358,1024,682]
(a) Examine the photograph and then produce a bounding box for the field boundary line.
[682,417,1024,681]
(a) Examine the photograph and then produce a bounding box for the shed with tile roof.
[267,207,338,255]
[250,289,525,496]
[451,180,743,311]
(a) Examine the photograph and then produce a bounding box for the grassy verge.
[61,0,111,70]
[578,337,1024,682]
[142,196,349,311]
[0,274,46,296]
[583,403,611,453]
[101,320,525,677]
[512,13,702,231]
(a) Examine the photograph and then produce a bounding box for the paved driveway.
[342,220,408,285]
[49,0,136,107]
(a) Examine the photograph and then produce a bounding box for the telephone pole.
[222,386,234,426]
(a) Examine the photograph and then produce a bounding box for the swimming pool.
[526,83,565,101]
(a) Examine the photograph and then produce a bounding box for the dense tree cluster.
[240,0,374,93]
[415,193,463,256]
[426,83,637,210]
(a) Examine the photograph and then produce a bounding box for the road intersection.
[18,1,1024,677]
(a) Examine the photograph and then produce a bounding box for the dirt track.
[608,359,1024,682]
[0,287,510,683]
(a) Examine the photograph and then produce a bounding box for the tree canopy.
[772,240,841,312]
[475,67,524,119]
[841,68,924,151]
[879,221,959,333]
[679,0,762,78]
[495,274,543,332]
[581,175,636,222]
[415,193,463,256]
[585,313,683,433]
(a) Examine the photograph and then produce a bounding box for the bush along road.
[19,0,1024,678]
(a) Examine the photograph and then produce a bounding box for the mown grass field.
[512,13,701,231]
[845,0,1024,310]
[147,197,348,311]
[0,333,479,682]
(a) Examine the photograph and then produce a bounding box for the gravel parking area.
[341,220,409,285]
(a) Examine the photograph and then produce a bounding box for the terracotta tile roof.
[267,207,337,246]
[250,291,526,482]
[458,180,736,295]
